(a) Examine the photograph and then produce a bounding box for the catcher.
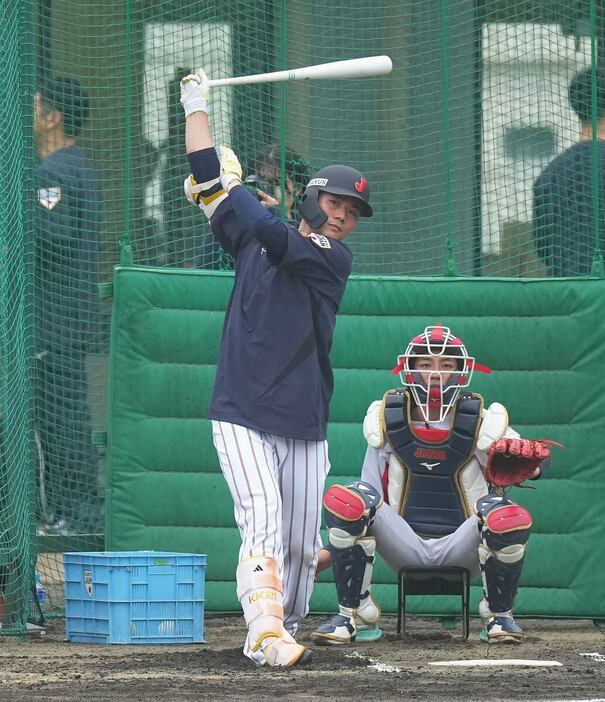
[312,324,556,645]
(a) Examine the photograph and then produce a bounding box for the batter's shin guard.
[236,557,312,667]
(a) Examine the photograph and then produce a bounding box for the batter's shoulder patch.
[309,232,332,250]
[38,186,62,210]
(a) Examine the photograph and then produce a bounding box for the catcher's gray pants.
[369,503,482,578]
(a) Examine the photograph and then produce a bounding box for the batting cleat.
[480,615,525,644]
[254,632,314,667]
[312,614,356,645]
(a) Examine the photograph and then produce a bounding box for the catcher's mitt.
[485,438,558,488]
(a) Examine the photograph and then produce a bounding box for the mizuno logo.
[420,462,440,471]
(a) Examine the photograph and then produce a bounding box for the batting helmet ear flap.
[297,189,328,229]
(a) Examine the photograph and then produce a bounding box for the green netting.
[0,0,37,633]
[0,0,604,631]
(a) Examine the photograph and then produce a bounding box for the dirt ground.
[0,614,603,701]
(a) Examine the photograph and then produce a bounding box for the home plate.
[430,659,562,668]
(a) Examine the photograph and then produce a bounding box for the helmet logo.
[308,177,328,187]
[355,177,367,193]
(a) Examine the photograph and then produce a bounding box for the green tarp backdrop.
[106,267,605,619]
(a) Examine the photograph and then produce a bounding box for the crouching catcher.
[313,324,558,645]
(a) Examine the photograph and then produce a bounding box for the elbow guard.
[184,174,228,221]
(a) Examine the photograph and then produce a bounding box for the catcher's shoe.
[312,614,356,645]
[254,632,314,667]
[478,599,524,643]
[480,615,525,644]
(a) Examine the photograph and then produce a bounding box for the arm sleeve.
[227,185,288,260]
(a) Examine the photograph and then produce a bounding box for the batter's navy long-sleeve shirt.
[189,148,352,441]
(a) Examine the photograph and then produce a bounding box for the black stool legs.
[397,566,470,640]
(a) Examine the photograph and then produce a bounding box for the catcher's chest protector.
[384,390,483,538]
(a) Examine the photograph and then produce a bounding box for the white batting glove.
[184,174,204,206]
[180,68,209,117]
[219,145,243,190]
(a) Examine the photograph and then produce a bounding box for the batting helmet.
[297,164,373,229]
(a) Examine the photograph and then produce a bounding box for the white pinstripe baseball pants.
[212,420,330,635]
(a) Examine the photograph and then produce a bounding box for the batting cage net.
[0,0,603,631]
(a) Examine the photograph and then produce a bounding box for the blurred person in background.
[34,77,103,535]
[533,66,605,276]
[244,143,310,226]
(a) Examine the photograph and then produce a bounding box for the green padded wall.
[106,266,605,618]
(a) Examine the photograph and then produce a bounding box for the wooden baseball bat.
[207,55,392,88]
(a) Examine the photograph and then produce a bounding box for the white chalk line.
[430,658,561,667]
[345,650,401,673]
[579,652,605,662]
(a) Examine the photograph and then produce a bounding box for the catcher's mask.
[297,164,373,229]
[391,324,490,424]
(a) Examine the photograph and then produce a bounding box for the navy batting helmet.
[297,164,373,229]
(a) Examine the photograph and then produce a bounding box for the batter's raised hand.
[180,68,209,117]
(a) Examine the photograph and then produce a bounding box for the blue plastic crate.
[64,551,206,644]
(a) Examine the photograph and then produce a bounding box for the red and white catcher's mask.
[391,324,490,424]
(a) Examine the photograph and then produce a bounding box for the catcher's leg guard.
[237,557,313,667]
[312,482,382,646]
[476,494,531,643]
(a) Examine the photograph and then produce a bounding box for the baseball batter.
[312,325,554,645]
[179,68,373,667]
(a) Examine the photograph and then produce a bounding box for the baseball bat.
[207,55,392,88]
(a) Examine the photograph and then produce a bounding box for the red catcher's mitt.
[485,438,555,488]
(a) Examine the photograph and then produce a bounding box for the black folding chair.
[397,566,470,640]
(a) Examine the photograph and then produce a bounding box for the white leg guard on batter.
[237,557,312,667]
